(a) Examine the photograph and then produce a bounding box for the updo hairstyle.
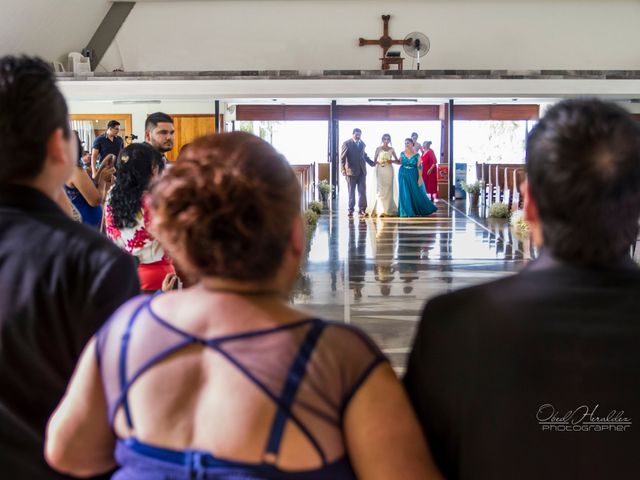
[150,132,301,282]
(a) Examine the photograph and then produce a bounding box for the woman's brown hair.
[150,132,301,281]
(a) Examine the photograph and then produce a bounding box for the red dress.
[421,148,438,195]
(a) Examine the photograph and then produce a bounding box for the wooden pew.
[494,165,509,203]
[475,162,525,206]
[511,168,526,212]
[503,166,524,209]
[291,163,315,209]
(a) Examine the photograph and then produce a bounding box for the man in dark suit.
[340,128,375,217]
[404,99,640,479]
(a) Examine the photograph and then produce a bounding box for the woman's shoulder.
[317,320,386,363]
[314,320,388,408]
[95,295,152,358]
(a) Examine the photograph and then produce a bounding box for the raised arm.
[45,338,117,477]
[344,362,443,480]
[69,167,102,206]
[91,149,100,178]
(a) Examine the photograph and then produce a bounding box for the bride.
[369,133,399,217]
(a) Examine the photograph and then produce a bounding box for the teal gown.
[398,152,438,217]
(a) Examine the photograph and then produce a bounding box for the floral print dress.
[105,193,174,290]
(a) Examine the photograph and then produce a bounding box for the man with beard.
[144,112,175,165]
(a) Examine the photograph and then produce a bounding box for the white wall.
[66,100,220,138]
[3,1,639,72]
[0,0,110,64]
[99,0,640,72]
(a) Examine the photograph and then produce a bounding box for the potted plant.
[318,179,334,205]
[461,180,483,206]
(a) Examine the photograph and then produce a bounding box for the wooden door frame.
[69,113,133,139]
[164,114,217,161]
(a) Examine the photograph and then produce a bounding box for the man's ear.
[523,180,545,247]
[289,215,304,259]
[522,180,538,223]
[46,128,69,166]
[144,129,151,143]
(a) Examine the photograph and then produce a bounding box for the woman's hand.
[95,155,116,188]
[161,273,180,292]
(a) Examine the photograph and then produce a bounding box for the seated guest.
[46,132,442,480]
[404,99,640,479]
[0,55,139,478]
[81,149,91,171]
[104,143,175,292]
[64,132,114,228]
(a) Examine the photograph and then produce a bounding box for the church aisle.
[292,200,533,372]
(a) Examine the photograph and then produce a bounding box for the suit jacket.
[404,252,640,480]
[340,138,374,176]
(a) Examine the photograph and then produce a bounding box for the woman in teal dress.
[398,138,438,217]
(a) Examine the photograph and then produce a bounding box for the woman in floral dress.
[105,143,175,292]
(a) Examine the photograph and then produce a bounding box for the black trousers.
[346,174,367,213]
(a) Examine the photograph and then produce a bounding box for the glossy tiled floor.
[292,199,536,372]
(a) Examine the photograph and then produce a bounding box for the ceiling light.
[368,98,418,102]
[112,100,162,104]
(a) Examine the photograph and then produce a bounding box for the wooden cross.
[359,15,408,69]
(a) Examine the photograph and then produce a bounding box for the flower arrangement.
[488,202,511,219]
[318,179,334,203]
[308,201,323,215]
[304,209,319,227]
[460,180,483,195]
[510,209,530,236]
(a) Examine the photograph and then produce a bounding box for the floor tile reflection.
[293,200,533,372]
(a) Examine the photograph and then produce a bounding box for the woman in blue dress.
[398,138,438,217]
[45,132,443,480]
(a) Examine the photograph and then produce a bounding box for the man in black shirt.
[90,119,124,177]
[0,56,140,478]
[405,99,640,479]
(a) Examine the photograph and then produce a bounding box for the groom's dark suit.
[405,252,640,480]
[340,138,374,214]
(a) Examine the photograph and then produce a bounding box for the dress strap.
[118,297,152,430]
[263,321,326,464]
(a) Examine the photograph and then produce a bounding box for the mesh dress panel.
[95,295,386,477]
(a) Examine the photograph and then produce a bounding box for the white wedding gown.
[369,149,398,217]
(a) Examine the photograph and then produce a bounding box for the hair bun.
[151,132,301,281]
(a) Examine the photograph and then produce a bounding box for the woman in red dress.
[421,141,438,201]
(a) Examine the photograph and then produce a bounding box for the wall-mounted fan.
[403,32,430,70]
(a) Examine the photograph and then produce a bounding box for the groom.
[340,128,375,217]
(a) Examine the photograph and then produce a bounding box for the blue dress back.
[64,184,102,228]
[96,295,387,479]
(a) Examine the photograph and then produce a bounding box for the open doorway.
[236,120,328,165]
[454,120,531,184]
[338,120,441,212]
